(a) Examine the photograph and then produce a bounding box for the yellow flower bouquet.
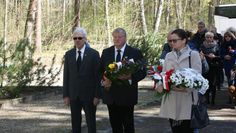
[103,57,145,85]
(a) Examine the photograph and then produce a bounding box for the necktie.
[116,50,121,62]
[77,51,81,70]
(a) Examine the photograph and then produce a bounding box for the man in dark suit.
[63,27,101,133]
[191,21,208,51]
[100,28,146,133]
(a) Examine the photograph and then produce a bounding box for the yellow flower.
[108,63,116,70]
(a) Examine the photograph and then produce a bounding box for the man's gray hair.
[112,28,127,37]
[73,27,87,37]
[205,31,214,37]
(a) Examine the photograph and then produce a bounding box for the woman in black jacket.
[200,31,221,106]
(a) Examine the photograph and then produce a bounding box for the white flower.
[159,59,165,66]
[116,62,122,69]
[129,58,134,63]
[164,68,209,94]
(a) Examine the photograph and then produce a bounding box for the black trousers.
[169,119,194,133]
[70,99,96,133]
[107,104,134,133]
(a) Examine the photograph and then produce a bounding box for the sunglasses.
[73,37,83,40]
[168,39,182,43]
[206,36,213,38]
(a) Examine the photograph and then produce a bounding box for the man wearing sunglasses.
[63,27,101,133]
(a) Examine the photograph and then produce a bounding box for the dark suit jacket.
[63,46,101,101]
[100,45,146,106]
[160,43,171,59]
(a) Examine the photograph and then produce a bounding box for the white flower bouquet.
[168,68,209,94]
[157,68,209,99]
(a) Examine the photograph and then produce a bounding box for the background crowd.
[63,23,236,133]
[160,21,236,106]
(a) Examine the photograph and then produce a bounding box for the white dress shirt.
[76,44,86,61]
[114,44,127,62]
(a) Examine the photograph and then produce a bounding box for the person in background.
[222,31,236,85]
[221,31,236,103]
[209,26,223,45]
[186,30,197,51]
[156,29,202,133]
[100,28,146,133]
[227,27,236,37]
[63,27,101,133]
[191,21,208,51]
[160,31,173,59]
[209,26,224,89]
[200,31,221,106]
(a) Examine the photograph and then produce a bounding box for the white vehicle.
[214,4,236,35]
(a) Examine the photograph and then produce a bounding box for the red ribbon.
[163,68,174,91]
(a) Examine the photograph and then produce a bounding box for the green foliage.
[0,39,63,98]
[1,0,236,46]
[129,33,166,65]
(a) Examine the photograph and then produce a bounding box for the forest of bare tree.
[0,0,235,98]
[0,0,235,52]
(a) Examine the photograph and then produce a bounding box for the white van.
[214,4,236,35]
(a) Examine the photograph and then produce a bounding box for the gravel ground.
[0,89,158,133]
[0,83,236,133]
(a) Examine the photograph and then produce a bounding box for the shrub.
[0,39,63,98]
[129,33,166,65]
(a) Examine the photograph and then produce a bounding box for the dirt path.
[0,89,236,133]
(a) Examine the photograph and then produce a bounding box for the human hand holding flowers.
[172,86,187,92]
[118,73,131,80]
[155,83,163,93]
[147,59,164,89]
[103,57,145,86]
[152,68,209,101]
[103,76,112,90]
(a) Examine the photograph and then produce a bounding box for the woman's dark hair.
[224,31,236,40]
[185,30,193,40]
[171,29,188,43]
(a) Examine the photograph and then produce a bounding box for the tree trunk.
[24,0,36,44]
[216,0,222,5]
[121,0,126,26]
[197,0,201,20]
[62,0,66,34]
[140,0,147,35]
[208,0,215,27]
[74,0,81,30]
[2,0,8,88]
[4,0,8,45]
[15,0,20,33]
[165,0,171,31]
[35,0,42,53]
[92,0,98,45]
[174,0,182,28]
[105,0,111,46]
[154,0,158,17]
[182,0,188,29]
[46,0,50,32]
[154,0,164,33]
[188,0,194,26]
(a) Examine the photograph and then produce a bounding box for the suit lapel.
[80,46,89,67]
[109,46,115,63]
[69,48,78,71]
[72,48,77,64]
[122,45,131,60]
[108,45,130,63]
